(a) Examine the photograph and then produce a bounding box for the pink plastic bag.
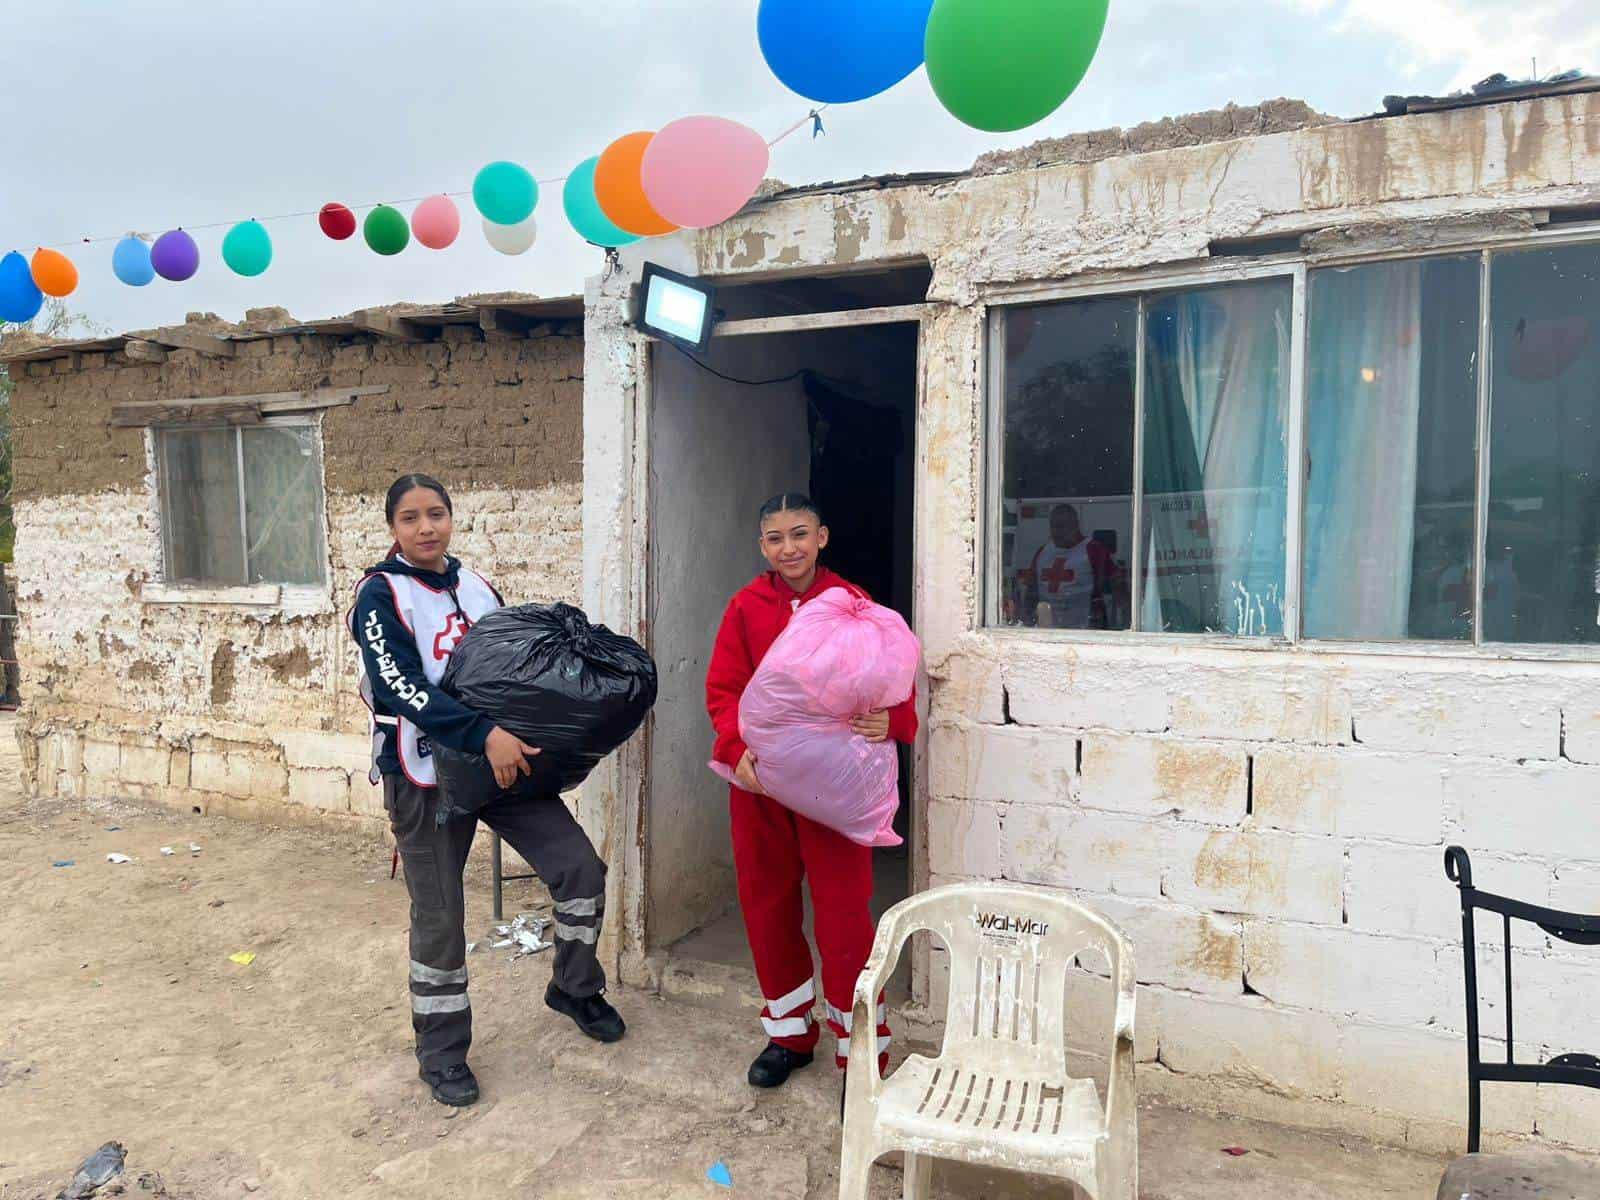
[710,587,921,847]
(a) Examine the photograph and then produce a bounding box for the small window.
[992,278,1292,636]
[998,298,1136,630]
[1485,243,1600,644]
[1302,255,1481,641]
[1141,278,1292,635]
[155,421,328,587]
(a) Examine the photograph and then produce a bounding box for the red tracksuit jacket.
[706,567,918,774]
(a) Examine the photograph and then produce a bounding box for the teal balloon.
[112,236,155,287]
[222,220,273,277]
[473,161,539,226]
[925,0,1109,132]
[563,157,641,249]
[0,251,44,323]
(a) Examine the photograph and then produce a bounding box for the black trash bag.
[433,603,657,820]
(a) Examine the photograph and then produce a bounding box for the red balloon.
[319,203,357,241]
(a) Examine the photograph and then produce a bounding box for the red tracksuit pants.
[730,788,890,1069]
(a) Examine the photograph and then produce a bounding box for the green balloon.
[221,220,273,277]
[925,0,1109,133]
[473,161,539,226]
[364,205,410,256]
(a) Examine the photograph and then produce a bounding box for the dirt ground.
[0,714,1459,1200]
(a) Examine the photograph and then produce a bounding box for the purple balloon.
[151,229,200,282]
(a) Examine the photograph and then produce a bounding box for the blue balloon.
[758,0,934,104]
[113,236,155,287]
[0,251,43,324]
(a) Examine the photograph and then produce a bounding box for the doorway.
[642,317,921,992]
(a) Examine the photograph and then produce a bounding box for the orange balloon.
[594,131,679,237]
[31,248,78,298]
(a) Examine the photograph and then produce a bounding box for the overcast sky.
[5,1,1596,335]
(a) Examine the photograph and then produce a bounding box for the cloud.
[2,2,1592,334]
[1278,0,1600,89]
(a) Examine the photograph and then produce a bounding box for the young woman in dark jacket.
[351,473,624,1108]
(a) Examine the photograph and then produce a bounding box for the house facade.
[6,298,584,829]
[580,85,1600,1152]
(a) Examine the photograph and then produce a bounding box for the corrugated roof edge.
[0,292,585,366]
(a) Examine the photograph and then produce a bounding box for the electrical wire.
[666,340,811,388]
[27,106,832,252]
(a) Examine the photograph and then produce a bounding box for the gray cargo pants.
[383,774,607,1072]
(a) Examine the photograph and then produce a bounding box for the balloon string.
[768,104,830,147]
[31,106,833,252]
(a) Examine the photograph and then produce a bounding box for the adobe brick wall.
[10,324,584,835]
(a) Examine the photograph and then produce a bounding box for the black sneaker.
[545,982,626,1043]
[747,1041,814,1088]
[419,1062,480,1107]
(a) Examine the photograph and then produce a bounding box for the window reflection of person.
[1021,504,1114,629]
[1429,526,1476,639]
[1429,511,1527,640]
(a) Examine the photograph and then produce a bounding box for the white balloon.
[482,215,538,255]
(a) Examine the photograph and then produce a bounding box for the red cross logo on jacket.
[1041,558,1077,588]
[432,613,471,661]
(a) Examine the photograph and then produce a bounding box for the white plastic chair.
[840,882,1136,1200]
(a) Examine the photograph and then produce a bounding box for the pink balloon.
[640,116,770,230]
[411,194,461,250]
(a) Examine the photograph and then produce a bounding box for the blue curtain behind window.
[1303,262,1425,640]
[1142,280,1291,635]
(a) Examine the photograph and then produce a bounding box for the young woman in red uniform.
[705,493,917,1093]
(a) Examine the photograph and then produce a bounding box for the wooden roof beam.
[351,309,426,341]
[149,326,237,358]
[477,307,533,337]
[123,340,168,364]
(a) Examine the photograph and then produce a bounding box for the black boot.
[747,1041,814,1088]
[419,1062,480,1107]
[546,982,626,1043]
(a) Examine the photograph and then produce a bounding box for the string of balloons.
[0,0,1109,324]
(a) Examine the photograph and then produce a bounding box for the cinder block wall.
[10,324,583,831]
[925,638,1600,1152]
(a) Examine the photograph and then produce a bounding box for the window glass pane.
[157,428,244,585]
[999,298,1136,629]
[1485,243,1600,644]
[242,425,326,585]
[1141,278,1291,635]
[1303,256,1480,641]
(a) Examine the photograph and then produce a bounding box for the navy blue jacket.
[353,554,497,778]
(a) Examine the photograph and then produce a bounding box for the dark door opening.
[803,334,917,854]
[650,319,920,994]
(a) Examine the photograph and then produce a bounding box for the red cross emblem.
[1041,558,1076,589]
[432,613,471,661]
[1189,515,1220,539]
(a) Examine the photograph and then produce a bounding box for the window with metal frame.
[989,275,1293,636]
[987,235,1600,650]
[154,419,328,588]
